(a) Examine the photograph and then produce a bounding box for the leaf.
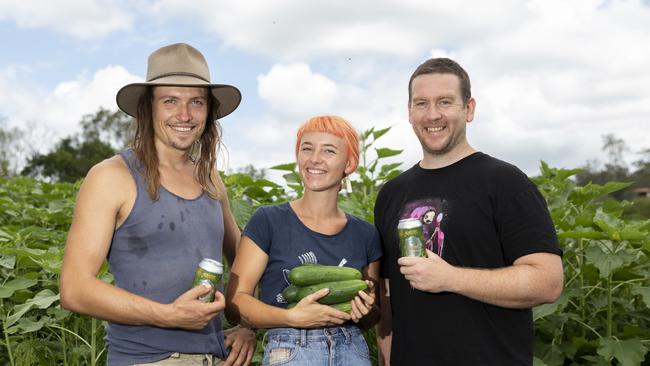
[539,160,550,176]
[0,254,16,269]
[532,356,548,366]
[0,228,12,240]
[556,168,584,181]
[571,182,631,205]
[6,289,60,327]
[558,230,607,240]
[47,306,71,321]
[270,163,296,172]
[620,227,647,241]
[379,162,402,174]
[371,127,391,140]
[0,277,38,298]
[230,199,254,228]
[47,200,68,212]
[593,209,621,241]
[282,172,302,184]
[16,317,48,333]
[584,245,630,278]
[580,355,610,366]
[597,337,647,366]
[226,173,254,186]
[375,148,402,159]
[533,291,569,321]
[631,287,650,309]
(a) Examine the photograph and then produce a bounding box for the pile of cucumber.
[283,263,367,313]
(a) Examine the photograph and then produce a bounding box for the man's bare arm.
[399,250,563,309]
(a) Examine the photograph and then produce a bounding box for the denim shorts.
[262,325,371,366]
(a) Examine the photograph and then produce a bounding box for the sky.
[1,0,649,182]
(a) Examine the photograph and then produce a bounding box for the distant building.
[633,187,650,198]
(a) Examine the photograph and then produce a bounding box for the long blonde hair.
[132,86,223,200]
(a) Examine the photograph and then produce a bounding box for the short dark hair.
[408,58,472,104]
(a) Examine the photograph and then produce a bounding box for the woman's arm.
[225,236,350,329]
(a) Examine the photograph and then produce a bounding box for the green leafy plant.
[0,177,108,366]
[532,162,650,365]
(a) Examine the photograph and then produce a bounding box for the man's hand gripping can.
[192,258,223,302]
[398,218,426,257]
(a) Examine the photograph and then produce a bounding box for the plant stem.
[1,306,15,366]
[607,271,613,339]
[62,326,68,366]
[91,317,97,366]
[579,238,586,338]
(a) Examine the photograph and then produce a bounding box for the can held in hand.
[192,258,223,302]
[398,218,426,257]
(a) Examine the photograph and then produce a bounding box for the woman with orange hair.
[226,115,381,365]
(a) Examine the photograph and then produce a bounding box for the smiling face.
[151,86,209,152]
[408,73,475,161]
[297,132,352,193]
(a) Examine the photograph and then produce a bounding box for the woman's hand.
[286,288,351,328]
[350,280,376,323]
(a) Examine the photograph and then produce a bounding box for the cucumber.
[288,265,362,286]
[329,301,353,313]
[286,301,352,313]
[281,284,301,303]
[295,279,367,305]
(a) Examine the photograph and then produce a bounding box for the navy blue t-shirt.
[243,202,382,306]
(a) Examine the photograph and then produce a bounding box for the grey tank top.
[105,150,227,366]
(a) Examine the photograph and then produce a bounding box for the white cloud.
[0,0,133,39]
[257,63,338,118]
[1,65,141,145]
[149,0,524,61]
[42,65,141,133]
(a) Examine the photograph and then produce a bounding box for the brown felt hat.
[116,43,241,119]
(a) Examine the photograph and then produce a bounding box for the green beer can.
[192,258,223,302]
[398,218,426,257]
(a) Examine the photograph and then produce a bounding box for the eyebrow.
[412,94,457,101]
[156,93,208,100]
[300,142,339,149]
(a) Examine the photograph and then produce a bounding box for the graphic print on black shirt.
[399,198,448,256]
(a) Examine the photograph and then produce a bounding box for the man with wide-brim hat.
[116,42,241,120]
[60,43,256,366]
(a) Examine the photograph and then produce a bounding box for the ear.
[344,159,354,176]
[465,97,476,123]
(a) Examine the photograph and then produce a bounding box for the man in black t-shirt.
[374,58,563,365]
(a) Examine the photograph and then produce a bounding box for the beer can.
[192,258,223,302]
[398,218,426,257]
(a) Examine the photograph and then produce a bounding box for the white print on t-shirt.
[298,251,318,264]
[277,292,287,303]
[281,269,291,284]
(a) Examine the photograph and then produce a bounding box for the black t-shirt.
[375,152,561,366]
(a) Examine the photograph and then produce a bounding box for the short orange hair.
[295,115,360,175]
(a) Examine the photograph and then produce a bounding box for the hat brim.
[116,75,242,120]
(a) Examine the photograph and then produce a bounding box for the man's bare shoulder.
[86,155,130,179]
[79,155,134,198]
